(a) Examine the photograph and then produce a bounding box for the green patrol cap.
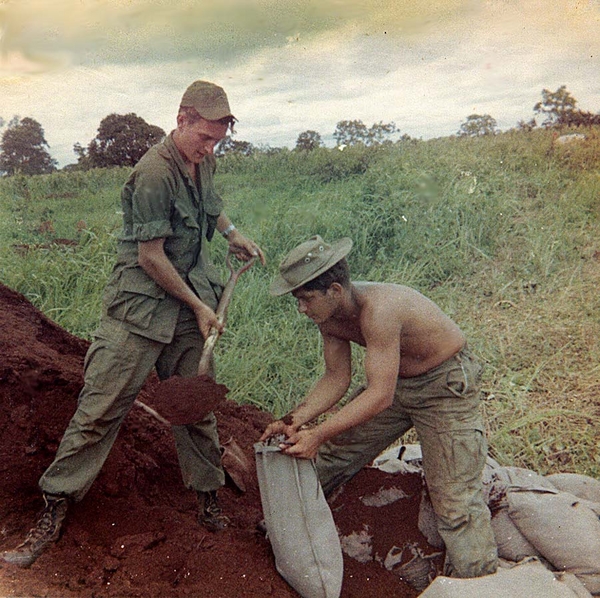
[270,235,353,296]
[180,81,234,121]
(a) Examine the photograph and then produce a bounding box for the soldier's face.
[177,117,228,164]
[293,288,339,325]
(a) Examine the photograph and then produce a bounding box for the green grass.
[1,128,599,477]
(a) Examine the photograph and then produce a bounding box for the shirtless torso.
[318,282,465,377]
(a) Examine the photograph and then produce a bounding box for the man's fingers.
[255,247,266,265]
[259,422,285,442]
[230,242,264,264]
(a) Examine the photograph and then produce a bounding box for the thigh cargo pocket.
[438,428,486,482]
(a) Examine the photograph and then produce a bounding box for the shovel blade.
[152,374,229,425]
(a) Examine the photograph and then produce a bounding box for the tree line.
[1,86,598,176]
[457,86,600,137]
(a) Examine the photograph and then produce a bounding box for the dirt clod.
[151,374,229,425]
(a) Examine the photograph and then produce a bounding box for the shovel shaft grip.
[197,327,219,376]
[196,253,255,377]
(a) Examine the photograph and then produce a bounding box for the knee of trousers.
[428,484,490,530]
[315,449,360,497]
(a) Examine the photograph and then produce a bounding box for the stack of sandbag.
[498,467,600,596]
[546,472,600,502]
[409,445,600,596]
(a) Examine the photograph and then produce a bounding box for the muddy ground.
[0,283,438,597]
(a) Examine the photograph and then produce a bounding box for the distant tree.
[76,113,165,169]
[517,118,537,132]
[215,136,255,157]
[61,162,82,173]
[534,86,578,128]
[556,109,600,128]
[0,117,57,176]
[457,114,498,137]
[333,120,370,146]
[334,119,400,147]
[295,130,323,151]
[0,115,19,132]
[366,121,398,146]
[72,142,92,170]
[402,133,417,142]
[257,145,286,156]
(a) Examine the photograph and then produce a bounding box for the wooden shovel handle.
[197,251,255,376]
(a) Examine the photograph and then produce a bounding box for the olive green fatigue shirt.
[101,133,225,343]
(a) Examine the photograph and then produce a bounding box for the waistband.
[404,345,474,381]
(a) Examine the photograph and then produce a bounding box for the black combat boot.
[197,490,230,532]
[2,494,68,568]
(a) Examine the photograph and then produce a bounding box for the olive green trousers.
[39,310,224,502]
[316,349,498,578]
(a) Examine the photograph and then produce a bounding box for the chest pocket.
[164,177,203,272]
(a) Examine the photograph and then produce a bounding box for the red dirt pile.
[0,283,430,597]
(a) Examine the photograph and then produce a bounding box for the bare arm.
[282,307,401,459]
[138,238,222,339]
[260,333,352,440]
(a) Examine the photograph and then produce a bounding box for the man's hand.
[279,428,324,460]
[228,230,266,265]
[259,419,296,442]
[193,302,224,339]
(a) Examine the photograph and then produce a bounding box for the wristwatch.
[222,223,236,238]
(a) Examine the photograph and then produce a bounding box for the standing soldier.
[4,80,265,568]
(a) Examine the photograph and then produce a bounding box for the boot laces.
[204,491,222,517]
[20,497,67,551]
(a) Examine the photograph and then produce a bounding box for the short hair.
[298,258,350,293]
[178,106,236,133]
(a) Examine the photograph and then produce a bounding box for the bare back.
[320,282,465,377]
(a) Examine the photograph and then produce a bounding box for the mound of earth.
[0,283,430,597]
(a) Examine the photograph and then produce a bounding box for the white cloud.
[1,0,599,166]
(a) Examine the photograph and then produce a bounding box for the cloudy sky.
[1,0,599,167]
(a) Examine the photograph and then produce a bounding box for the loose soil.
[0,283,432,598]
[150,375,229,426]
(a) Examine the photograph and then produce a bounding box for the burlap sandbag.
[254,442,343,598]
[491,507,542,562]
[418,558,593,598]
[546,473,600,504]
[499,466,559,491]
[508,489,600,594]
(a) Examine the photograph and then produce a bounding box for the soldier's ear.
[328,282,344,297]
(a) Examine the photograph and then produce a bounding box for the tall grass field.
[1,127,599,477]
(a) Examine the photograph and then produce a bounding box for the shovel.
[134,250,255,426]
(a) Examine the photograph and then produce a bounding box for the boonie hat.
[270,235,353,296]
[180,80,234,121]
